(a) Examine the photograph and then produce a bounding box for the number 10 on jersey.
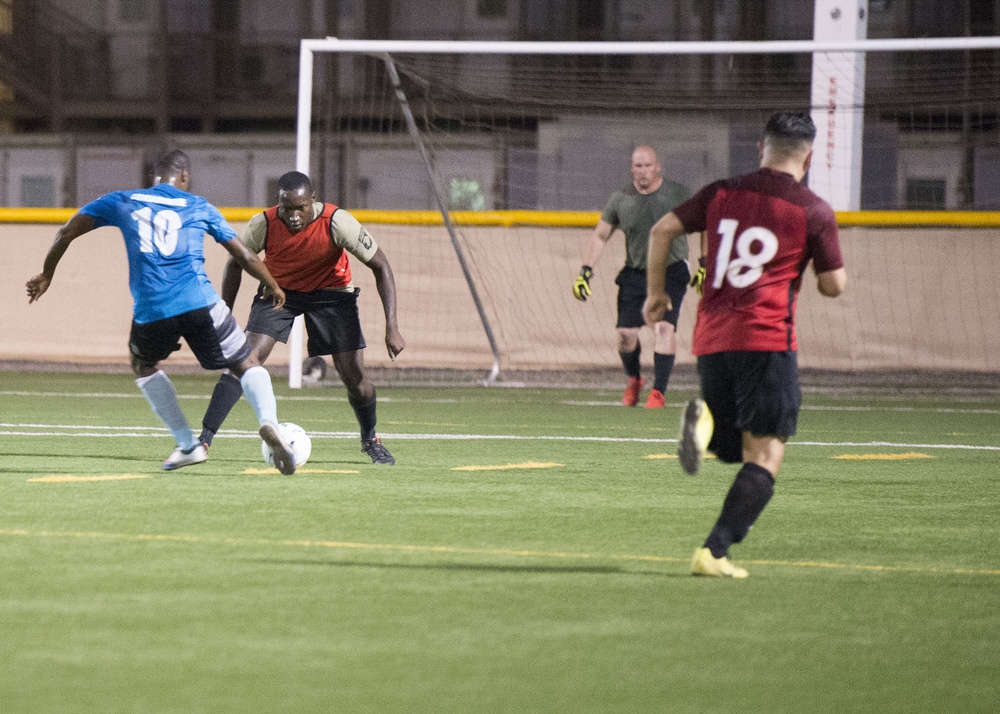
[131,207,182,256]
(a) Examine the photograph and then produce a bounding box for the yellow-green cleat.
[678,398,713,475]
[691,547,749,578]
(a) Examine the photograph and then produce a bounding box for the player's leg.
[183,301,296,474]
[693,351,800,578]
[646,260,690,408]
[200,332,279,446]
[615,267,646,406]
[332,349,394,465]
[307,290,394,465]
[129,317,206,470]
[199,291,294,447]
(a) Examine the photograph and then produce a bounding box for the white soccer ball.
[262,422,312,468]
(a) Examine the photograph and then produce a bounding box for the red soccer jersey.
[673,168,843,355]
[262,203,352,292]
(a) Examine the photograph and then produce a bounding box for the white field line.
[1,422,998,450]
[2,390,996,413]
[0,390,453,403]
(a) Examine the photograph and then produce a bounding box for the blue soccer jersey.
[81,184,237,324]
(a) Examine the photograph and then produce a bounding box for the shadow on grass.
[249,557,675,577]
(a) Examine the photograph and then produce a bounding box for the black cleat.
[362,435,395,465]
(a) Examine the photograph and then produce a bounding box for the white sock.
[240,366,278,426]
[136,370,196,449]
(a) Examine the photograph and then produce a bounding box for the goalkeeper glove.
[572,266,593,301]
[690,257,706,295]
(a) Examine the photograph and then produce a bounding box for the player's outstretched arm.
[221,237,286,310]
[26,212,95,303]
[365,247,405,359]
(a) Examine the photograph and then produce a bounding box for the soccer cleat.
[691,547,749,579]
[162,443,208,471]
[644,388,666,409]
[362,435,395,465]
[622,376,645,407]
[259,420,297,475]
[678,398,713,475]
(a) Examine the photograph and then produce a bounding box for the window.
[0,0,11,34]
[905,178,946,210]
[449,178,485,211]
[22,176,55,207]
[477,0,506,19]
[119,0,150,23]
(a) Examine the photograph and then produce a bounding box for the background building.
[0,0,998,210]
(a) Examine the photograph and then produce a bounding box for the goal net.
[292,39,1000,386]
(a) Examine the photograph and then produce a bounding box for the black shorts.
[129,302,251,371]
[615,261,691,329]
[245,286,367,356]
[696,350,801,464]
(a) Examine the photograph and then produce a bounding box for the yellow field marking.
[28,474,152,483]
[242,467,361,475]
[0,528,998,577]
[451,461,563,472]
[833,452,934,460]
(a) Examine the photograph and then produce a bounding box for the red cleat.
[644,388,666,409]
[622,376,645,407]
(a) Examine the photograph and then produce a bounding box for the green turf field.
[1,371,998,712]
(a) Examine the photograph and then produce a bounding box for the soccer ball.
[261,422,312,468]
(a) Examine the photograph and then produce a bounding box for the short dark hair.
[765,111,817,142]
[153,149,190,179]
[277,171,312,194]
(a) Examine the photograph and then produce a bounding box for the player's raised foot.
[644,388,666,409]
[362,435,395,465]
[260,421,297,475]
[691,547,749,579]
[162,443,208,471]
[622,376,645,407]
[678,398,713,475]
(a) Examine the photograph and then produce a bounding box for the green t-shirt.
[600,179,691,270]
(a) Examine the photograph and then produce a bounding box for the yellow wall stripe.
[8,207,1000,228]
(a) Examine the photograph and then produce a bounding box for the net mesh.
[300,49,1000,382]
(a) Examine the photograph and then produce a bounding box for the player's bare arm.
[26,212,95,303]
[642,211,686,325]
[365,247,406,359]
[583,219,615,267]
[816,267,847,297]
[573,219,615,301]
[219,255,244,309]
[222,237,286,310]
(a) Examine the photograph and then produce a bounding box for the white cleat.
[162,443,208,471]
[260,421,296,475]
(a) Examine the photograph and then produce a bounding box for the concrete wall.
[6,223,1000,374]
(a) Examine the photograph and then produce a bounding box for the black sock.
[620,347,641,379]
[652,353,675,393]
[199,372,243,446]
[704,463,775,558]
[351,390,378,443]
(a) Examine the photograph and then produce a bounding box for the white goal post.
[290,35,1000,388]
